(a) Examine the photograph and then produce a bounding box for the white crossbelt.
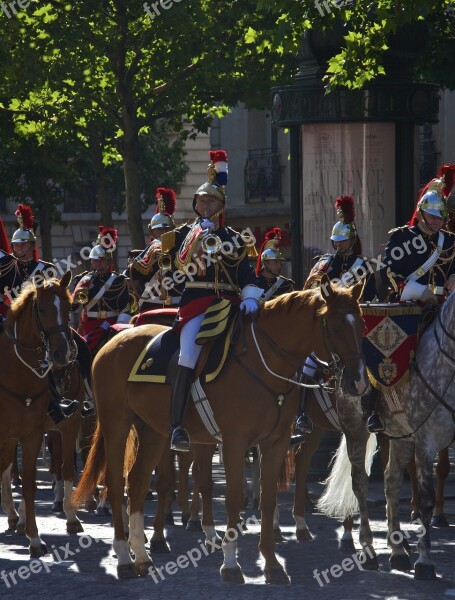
[191,379,222,442]
[85,310,118,318]
[262,277,285,301]
[405,231,444,282]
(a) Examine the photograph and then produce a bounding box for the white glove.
[240,298,259,314]
[116,313,131,324]
[200,219,215,232]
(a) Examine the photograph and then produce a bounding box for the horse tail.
[316,433,377,520]
[124,425,138,477]
[71,421,106,508]
[277,449,295,492]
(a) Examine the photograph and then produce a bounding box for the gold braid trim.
[161,230,176,254]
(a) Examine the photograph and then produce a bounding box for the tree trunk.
[36,200,52,262]
[123,110,145,250]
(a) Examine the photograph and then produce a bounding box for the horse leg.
[431,448,450,527]
[385,439,414,571]
[1,440,20,531]
[11,442,21,486]
[344,429,379,570]
[104,421,137,579]
[151,443,175,553]
[176,447,194,527]
[340,516,355,551]
[21,434,48,557]
[219,439,250,583]
[195,444,222,550]
[414,441,438,580]
[128,423,165,576]
[47,431,64,512]
[293,427,323,542]
[250,446,260,509]
[258,439,292,584]
[59,418,84,533]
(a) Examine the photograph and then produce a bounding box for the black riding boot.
[290,384,313,446]
[361,387,384,433]
[47,374,79,425]
[170,365,194,452]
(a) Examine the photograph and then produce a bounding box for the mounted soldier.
[256,227,295,300]
[72,226,131,354]
[128,188,182,324]
[299,196,380,434]
[378,164,455,305]
[160,150,263,451]
[0,204,83,423]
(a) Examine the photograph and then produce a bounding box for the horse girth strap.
[414,360,455,421]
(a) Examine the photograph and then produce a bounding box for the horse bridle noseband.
[5,299,77,377]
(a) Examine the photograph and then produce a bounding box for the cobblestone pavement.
[2,447,455,600]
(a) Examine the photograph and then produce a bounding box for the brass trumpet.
[157,252,172,271]
[201,233,222,255]
[74,287,89,304]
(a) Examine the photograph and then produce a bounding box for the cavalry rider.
[301,196,381,434]
[161,150,263,452]
[0,214,12,318]
[128,188,182,319]
[255,228,295,299]
[0,204,81,424]
[378,164,455,305]
[72,226,131,354]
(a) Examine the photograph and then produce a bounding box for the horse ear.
[320,273,334,302]
[60,270,72,289]
[351,278,365,303]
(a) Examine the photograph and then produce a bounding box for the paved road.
[2,442,455,600]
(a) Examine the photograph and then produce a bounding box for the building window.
[418,125,438,187]
[244,149,283,203]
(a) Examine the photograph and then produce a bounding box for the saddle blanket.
[127,319,235,384]
[361,303,422,391]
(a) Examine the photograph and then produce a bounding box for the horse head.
[32,270,75,368]
[319,274,368,397]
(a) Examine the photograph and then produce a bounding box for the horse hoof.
[296,529,314,542]
[7,518,19,532]
[414,561,437,580]
[135,560,154,577]
[361,554,379,570]
[30,543,48,558]
[67,521,84,534]
[410,510,421,522]
[149,538,171,553]
[117,563,138,579]
[186,519,203,532]
[220,566,245,583]
[164,513,174,526]
[338,538,356,552]
[273,528,285,542]
[390,554,412,572]
[51,501,64,513]
[264,565,291,584]
[431,515,449,528]
[181,512,190,526]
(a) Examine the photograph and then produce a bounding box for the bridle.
[5,296,77,378]
[250,309,364,393]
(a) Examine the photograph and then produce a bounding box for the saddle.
[127,315,238,385]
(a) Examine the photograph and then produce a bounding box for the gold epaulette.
[246,245,258,258]
[161,230,176,253]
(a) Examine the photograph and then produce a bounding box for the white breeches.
[302,354,317,378]
[178,314,205,369]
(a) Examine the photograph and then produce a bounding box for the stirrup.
[48,399,79,425]
[290,433,307,447]
[170,426,190,452]
[295,414,313,434]
[81,400,96,418]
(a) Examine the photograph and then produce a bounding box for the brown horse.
[73,278,367,583]
[0,272,84,555]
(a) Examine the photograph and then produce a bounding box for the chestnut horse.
[0,272,84,555]
[73,278,367,583]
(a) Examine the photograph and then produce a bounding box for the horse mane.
[5,278,71,327]
[261,285,358,318]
